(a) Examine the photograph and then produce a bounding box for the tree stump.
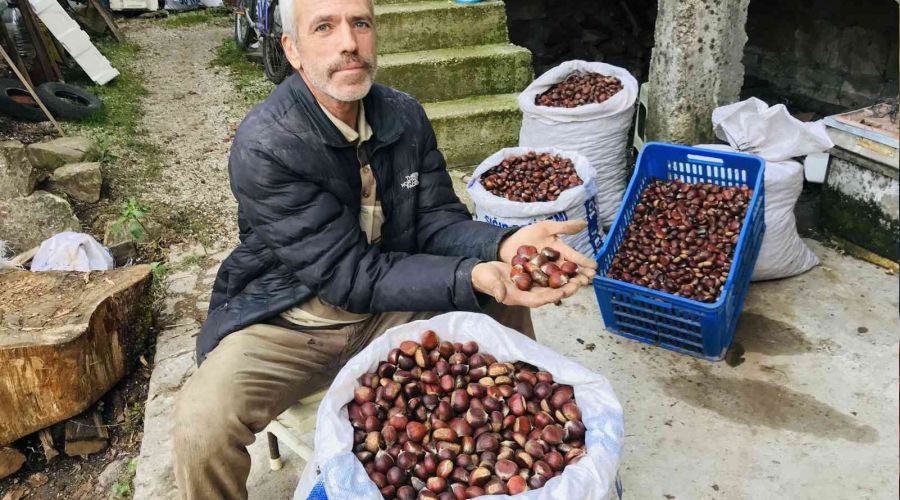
[0,265,152,445]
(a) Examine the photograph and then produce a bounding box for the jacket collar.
[287,73,404,150]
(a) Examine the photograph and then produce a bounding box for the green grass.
[162,7,231,29]
[211,38,274,107]
[62,38,185,248]
[69,39,165,180]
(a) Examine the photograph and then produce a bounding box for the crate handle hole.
[687,154,724,164]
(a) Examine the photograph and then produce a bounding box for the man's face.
[283,0,377,102]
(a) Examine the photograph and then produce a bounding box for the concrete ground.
[136,238,897,500]
[534,239,898,499]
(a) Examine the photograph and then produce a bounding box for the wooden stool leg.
[267,431,283,471]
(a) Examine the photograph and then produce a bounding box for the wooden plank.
[18,0,62,83]
[38,429,59,462]
[86,0,124,43]
[0,15,33,88]
[0,446,26,480]
[64,412,109,456]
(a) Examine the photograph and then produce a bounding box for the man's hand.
[498,220,598,280]
[472,261,589,308]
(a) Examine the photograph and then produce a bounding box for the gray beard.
[304,64,377,103]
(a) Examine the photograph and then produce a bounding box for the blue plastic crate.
[593,142,766,360]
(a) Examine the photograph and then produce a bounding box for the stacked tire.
[0,78,102,122]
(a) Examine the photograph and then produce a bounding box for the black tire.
[36,82,103,120]
[0,78,46,122]
[262,2,291,84]
[262,36,290,84]
[233,0,256,49]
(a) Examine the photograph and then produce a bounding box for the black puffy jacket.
[197,74,515,362]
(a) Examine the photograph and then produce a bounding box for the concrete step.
[375,1,508,54]
[377,44,533,103]
[423,93,522,168]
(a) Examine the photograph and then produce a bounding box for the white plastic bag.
[699,97,834,281]
[295,312,624,500]
[518,61,638,227]
[31,231,114,272]
[467,147,605,257]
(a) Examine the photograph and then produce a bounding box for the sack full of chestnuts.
[467,147,604,258]
[517,60,638,228]
[294,312,624,500]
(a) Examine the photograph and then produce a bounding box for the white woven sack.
[518,61,638,227]
[295,312,624,500]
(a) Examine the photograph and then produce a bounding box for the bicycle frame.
[255,0,274,36]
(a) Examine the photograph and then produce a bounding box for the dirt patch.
[0,119,58,145]
[121,21,241,248]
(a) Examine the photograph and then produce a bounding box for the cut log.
[0,265,152,445]
[37,429,58,462]
[0,446,25,480]
[64,412,108,456]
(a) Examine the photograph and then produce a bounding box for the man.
[172,0,597,497]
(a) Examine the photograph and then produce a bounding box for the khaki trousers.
[172,304,533,499]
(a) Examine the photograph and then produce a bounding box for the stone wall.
[503,0,657,81]
[742,0,899,115]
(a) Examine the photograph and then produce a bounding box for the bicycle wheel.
[262,1,291,84]
[234,0,257,49]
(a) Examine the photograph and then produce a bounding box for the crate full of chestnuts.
[301,312,623,500]
[593,143,766,361]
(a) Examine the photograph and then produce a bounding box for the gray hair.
[279,0,374,39]
[279,0,295,37]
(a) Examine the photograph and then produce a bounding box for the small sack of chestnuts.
[479,152,582,203]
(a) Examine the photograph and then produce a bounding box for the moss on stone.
[820,185,899,261]
[377,45,533,103]
[376,1,508,54]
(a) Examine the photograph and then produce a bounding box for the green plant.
[110,459,139,498]
[111,197,149,242]
[150,261,168,282]
[111,482,130,497]
[121,402,145,435]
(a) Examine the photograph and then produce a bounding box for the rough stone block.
[377,44,533,103]
[423,93,522,168]
[47,162,103,203]
[0,141,36,200]
[376,1,508,54]
[0,191,80,254]
[26,136,97,176]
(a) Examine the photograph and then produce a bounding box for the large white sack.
[295,311,624,500]
[31,231,114,272]
[518,61,638,227]
[706,98,833,281]
[696,144,814,281]
[467,147,605,257]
